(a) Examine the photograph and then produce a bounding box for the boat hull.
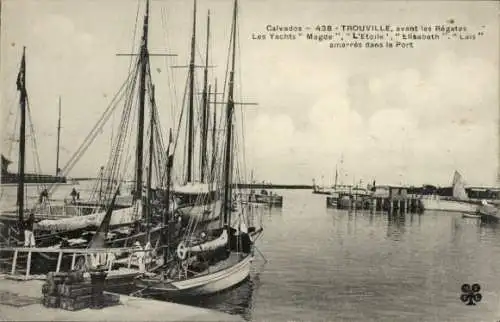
[252,194,283,207]
[420,197,478,214]
[462,213,481,219]
[478,205,500,223]
[313,190,331,195]
[326,196,337,208]
[177,201,220,224]
[136,253,253,297]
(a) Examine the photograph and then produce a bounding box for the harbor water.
[2,185,500,321]
[180,190,500,321]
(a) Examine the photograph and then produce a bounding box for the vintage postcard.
[0,0,498,321]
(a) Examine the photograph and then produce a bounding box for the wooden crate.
[42,295,60,308]
[47,272,69,284]
[64,271,85,284]
[60,295,92,311]
[103,293,120,306]
[41,282,59,296]
[59,284,93,298]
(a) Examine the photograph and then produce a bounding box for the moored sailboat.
[0,97,66,185]
[420,171,479,214]
[22,0,175,247]
[134,0,263,297]
[171,1,220,224]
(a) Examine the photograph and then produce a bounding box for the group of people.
[70,187,80,203]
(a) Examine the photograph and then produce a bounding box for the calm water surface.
[179,189,500,321]
[2,186,500,321]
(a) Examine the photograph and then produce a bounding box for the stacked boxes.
[41,272,68,308]
[41,270,117,311]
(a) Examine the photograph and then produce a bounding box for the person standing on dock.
[38,189,49,204]
[70,187,78,203]
[23,213,36,247]
[134,241,146,272]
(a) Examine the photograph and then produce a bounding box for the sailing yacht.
[134,0,263,297]
[172,1,220,225]
[312,178,332,195]
[1,97,66,185]
[29,0,172,247]
[420,171,479,214]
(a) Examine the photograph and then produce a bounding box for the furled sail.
[173,182,216,194]
[176,229,228,260]
[36,200,141,232]
[88,186,121,249]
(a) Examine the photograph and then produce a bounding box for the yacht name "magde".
[266,25,303,32]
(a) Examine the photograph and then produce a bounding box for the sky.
[1,0,498,187]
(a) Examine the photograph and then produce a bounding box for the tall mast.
[146,85,155,243]
[135,0,150,201]
[163,129,174,265]
[222,0,238,228]
[200,10,210,183]
[56,96,61,176]
[334,165,338,188]
[207,83,212,178]
[16,47,27,223]
[211,79,217,179]
[186,0,197,183]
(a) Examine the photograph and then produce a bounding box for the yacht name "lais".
[266,25,302,32]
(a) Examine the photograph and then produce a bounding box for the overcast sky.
[1,0,498,187]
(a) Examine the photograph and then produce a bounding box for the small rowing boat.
[462,213,481,219]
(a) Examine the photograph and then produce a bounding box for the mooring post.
[11,249,18,275]
[71,252,76,270]
[56,251,63,273]
[26,250,32,279]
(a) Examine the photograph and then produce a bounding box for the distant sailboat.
[312,178,331,195]
[1,92,67,185]
[420,170,479,214]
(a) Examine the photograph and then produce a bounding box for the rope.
[46,60,141,197]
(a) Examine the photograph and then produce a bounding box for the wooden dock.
[0,278,243,321]
[326,185,423,213]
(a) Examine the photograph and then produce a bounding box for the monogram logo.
[460,283,482,306]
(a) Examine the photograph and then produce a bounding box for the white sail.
[239,221,248,234]
[177,229,228,259]
[452,170,468,200]
[36,201,142,231]
[173,182,216,195]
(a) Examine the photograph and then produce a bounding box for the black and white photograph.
[0,0,498,321]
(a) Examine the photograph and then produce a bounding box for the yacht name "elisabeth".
[341,25,391,32]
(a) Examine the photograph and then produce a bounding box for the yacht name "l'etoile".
[266,25,303,32]
[341,25,391,32]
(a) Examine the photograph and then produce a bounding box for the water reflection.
[6,187,500,321]
[478,220,500,243]
[386,212,406,241]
